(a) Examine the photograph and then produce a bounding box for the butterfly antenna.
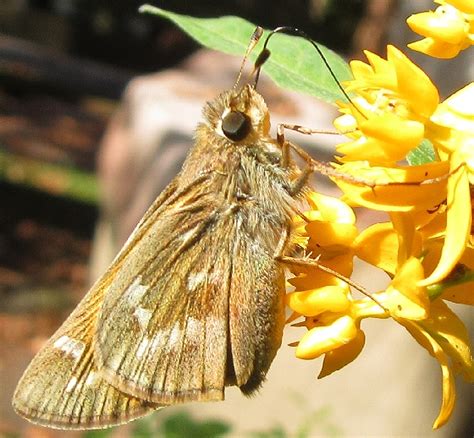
[233,26,264,90]
[253,26,362,116]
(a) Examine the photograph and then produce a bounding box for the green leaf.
[140,5,352,103]
[84,430,114,438]
[161,411,231,438]
[406,139,436,166]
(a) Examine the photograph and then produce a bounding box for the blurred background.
[0,0,472,437]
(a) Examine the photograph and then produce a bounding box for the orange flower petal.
[440,284,474,305]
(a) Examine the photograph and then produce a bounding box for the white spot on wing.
[181,229,196,245]
[186,316,202,338]
[134,307,152,331]
[168,324,181,345]
[149,332,165,355]
[126,276,149,306]
[85,371,96,386]
[209,270,223,285]
[187,271,207,292]
[109,353,123,371]
[140,317,205,358]
[53,335,85,361]
[65,376,78,392]
[136,337,151,359]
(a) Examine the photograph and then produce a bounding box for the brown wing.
[228,231,286,394]
[11,274,160,429]
[94,172,287,403]
[11,179,183,429]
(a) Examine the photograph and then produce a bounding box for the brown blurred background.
[0,1,472,437]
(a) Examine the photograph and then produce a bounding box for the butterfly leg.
[276,123,376,189]
[277,123,339,168]
[273,223,370,300]
[276,253,388,311]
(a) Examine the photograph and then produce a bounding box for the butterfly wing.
[94,170,287,403]
[11,180,182,429]
[227,231,286,395]
[11,274,160,429]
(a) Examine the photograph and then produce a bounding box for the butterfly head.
[204,84,271,144]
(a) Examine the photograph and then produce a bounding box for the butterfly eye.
[221,111,251,141]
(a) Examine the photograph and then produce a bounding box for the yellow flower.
[429,82,474,178]
[289,192,357,290]
[334,46,439,165]
[318,329,365,378]
[354,210,473,300]
[334,160,449,212]
[353,222,399,274]
[425,243,474,304]
[295,311,359,360]
[356,239,472,429]
[407,1,474,59]
[419,151,471,285]
[287,286,351,317]
[288,285,369,377]
[290,188,472,428]
[290,257,433,376]
[420,82,474,285]
[287,193,368,376]
[335,111,425,164]
[446,0,474,14]
[398,299,474,428]
[334,81,473,286]
[374,257,430,320]
[288,4,473,430]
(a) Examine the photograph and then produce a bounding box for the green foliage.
[159,411,231,438]
[82,403,343,438]
[83,412,231,438]
[0,149,98,205]
[406,139,436,165]
[139,5,352,104]
[248,425,288,438]
[84,429,114,438]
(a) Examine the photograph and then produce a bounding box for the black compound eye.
[221,111,251,141]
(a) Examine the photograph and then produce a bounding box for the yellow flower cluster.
[407,0,474,58]
[289,3,473,430]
